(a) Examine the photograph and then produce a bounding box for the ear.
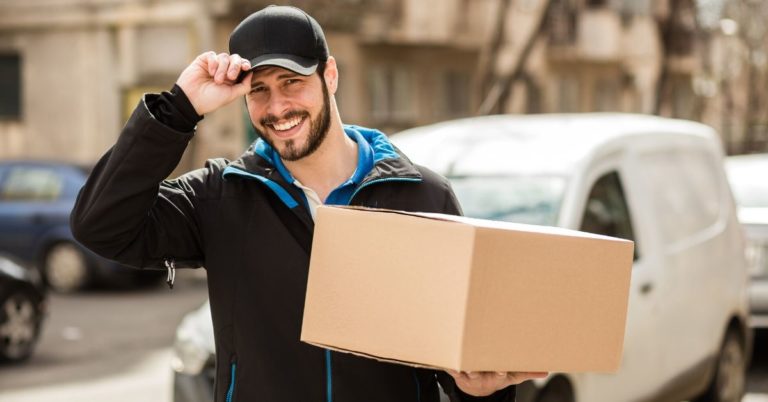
[323,56,339,95]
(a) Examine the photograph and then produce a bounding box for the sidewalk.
[0,348,172,402]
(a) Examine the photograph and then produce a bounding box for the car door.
[0,165,71,264]
[571,165,663,402]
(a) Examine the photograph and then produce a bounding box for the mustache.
[260,110,309,126]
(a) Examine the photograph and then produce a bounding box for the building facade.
[0,0,762,172]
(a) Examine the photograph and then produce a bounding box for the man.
[70,5,546,402]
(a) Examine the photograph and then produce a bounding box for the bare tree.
[477,0,553,115]
[735,0,768,152]
[654,0,699,116]
[476,0,513,105]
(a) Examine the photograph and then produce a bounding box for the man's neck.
[282,120,358,202]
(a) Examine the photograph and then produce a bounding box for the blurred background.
[0,0,767,401]
[0,0,766,171]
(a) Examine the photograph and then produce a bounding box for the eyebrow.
[251,72,302,88]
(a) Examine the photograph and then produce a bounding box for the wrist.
[170,84,204,123]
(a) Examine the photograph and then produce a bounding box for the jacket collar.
[227,125,422,184]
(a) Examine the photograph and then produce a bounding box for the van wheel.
[693,331,746,402]
[536,376,575,402]
[45,242,90,293]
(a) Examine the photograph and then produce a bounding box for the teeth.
[272,116,302,132]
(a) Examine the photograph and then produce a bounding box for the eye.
[285,78,301,85]
[250,85,267,93]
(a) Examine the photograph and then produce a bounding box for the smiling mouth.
[268,116,305,132]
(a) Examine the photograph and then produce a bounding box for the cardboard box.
[301,206,634,373]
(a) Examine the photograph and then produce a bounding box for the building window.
[368,65,415,123]
[594,77,620,112]
[670,75,696,120]
[435,70,471,118]
[547,0,578,45]
[619,0,651,16]
[586,0,609,8]
[0,53,21,120]
[557,74,580,112]
[523,74,543,114]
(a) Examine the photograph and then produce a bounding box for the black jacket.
[70,90,515,402]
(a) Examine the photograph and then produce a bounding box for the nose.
[265,90,291,119]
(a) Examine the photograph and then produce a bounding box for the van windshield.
[448,176,567,226]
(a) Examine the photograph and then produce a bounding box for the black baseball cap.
[229,5,329,78]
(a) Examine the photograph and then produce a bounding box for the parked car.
[0,160,164,292]
[0,253,46,363]
[171,300,215,402]
[392,114,751,402]
[726,153,768,329]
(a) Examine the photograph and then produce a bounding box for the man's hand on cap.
[176,51,253,116]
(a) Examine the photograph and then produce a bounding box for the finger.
[234,71,253,96]
[445,370,466,381]
[214,53,230,84]
[206,52,218,78]
[227,54,243,80]
[466,371,481,380]
[196,51,215,64]
[240,58,251,71]
[508,371,549,383]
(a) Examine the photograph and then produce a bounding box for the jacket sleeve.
[70,94,210,270]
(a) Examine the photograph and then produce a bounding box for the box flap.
[328,205,632,243]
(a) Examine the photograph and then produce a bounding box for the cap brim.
[248,53,318,76]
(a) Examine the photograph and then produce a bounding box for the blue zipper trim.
[222,166,299,209]
[413,370,422,402]
[226,363,236,402]
[326,349,333,402]
[350,177,422,201]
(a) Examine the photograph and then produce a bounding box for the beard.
[252,79,332,162]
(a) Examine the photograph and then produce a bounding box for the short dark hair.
[316,60,327,79]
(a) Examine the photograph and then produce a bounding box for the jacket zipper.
[164,259,176,289]
[326,350,333,402]
[226,362,236,402]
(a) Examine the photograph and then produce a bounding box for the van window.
[580,171,638,260]
[638,149,721,245]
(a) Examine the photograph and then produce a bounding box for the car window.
[580,171,639,260]
[448,175,567,226]
[0,167,63,202]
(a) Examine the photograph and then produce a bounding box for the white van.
[392,114,751,402]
